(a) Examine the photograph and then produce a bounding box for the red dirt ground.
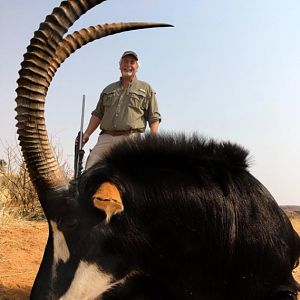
[0,220,299,300]
[0,221,48,300]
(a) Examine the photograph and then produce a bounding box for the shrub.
[0,138,71,220]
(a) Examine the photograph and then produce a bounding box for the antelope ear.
[92,182,124,222]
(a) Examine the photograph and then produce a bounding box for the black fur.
[31,134,300,300]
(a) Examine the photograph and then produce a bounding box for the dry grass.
[291,218,300,300]
[0,193,44,226]
[291,217,300,235]
[0,194,24,227]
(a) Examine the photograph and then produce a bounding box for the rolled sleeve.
[147,90,161,124]
[91,93,104,119]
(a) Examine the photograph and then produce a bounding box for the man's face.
[119,55,139,78]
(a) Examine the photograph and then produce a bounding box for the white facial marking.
[58,261,116,300]
[50,220,70,264]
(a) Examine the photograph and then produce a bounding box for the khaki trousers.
[85,133,139,170]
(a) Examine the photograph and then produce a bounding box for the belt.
[100,129,141,136]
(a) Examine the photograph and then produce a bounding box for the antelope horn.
[15,0,106,198]
[15,0,172,204]
[47,22,173,81]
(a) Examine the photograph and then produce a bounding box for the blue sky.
[1,0,299,205]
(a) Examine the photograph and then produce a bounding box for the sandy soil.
[0,220,299,300]
[0,221,48,300]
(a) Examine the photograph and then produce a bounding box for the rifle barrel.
[74,95,86,179]
[78,95,86,151]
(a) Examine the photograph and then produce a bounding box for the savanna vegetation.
[0,139,71,225]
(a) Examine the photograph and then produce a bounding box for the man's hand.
[75,133,89,146]
[82,133,90,145]
[77,115,101,145]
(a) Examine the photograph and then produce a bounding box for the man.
[82,51,161,170]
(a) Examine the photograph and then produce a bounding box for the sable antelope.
[15,1,299,299]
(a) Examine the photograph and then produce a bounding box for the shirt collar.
[119,76,137,88]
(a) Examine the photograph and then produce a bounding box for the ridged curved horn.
[15,0,106,197]
[15,0,173,201]
[47,22,173,81]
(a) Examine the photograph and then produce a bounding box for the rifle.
[74,95,86,179]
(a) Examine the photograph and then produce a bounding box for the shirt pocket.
[128,91,147,110]
[102,91,117,107]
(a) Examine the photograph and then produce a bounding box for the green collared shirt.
[92,77,161,132]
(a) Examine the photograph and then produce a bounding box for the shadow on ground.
[0,284,30,300]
